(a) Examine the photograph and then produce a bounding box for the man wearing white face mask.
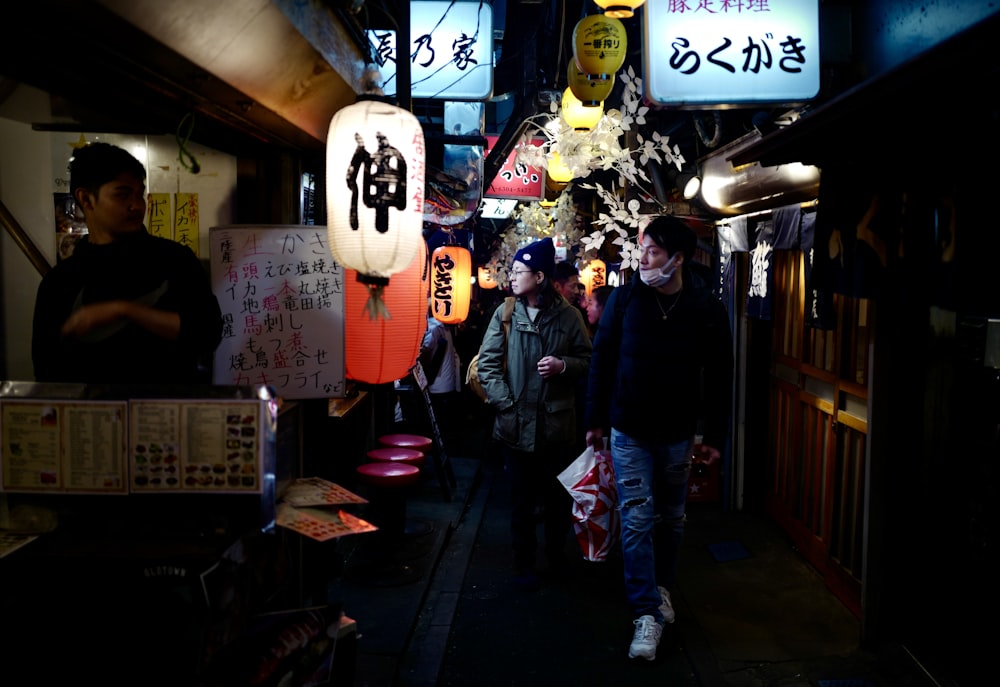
[584,215,734,661]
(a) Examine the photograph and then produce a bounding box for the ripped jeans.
[611,428,693,622]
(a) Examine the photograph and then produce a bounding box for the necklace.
[654,289,682,320]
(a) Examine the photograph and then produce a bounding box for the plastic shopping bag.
[557,446,620,562]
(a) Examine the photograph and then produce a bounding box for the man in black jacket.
[585,215,733,661]
[32,142,222,385]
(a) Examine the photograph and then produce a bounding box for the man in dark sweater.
[32,142,222,385]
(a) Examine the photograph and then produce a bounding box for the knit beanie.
[512,237,556,277]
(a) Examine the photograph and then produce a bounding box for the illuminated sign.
[643,0,820,106]
[483,135,545,201]
[368,1,494,100]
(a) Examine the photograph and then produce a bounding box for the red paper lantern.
[345,240,429,384]
[478,265,498,290]
[579,259,607,297]
[431,245,472,324]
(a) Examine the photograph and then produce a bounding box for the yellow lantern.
[567,61,614,107]
[592,0,646,19]
[478,265,498,290]
[547,150,574,183]
[562,88,603,132]
[326,96,426,319]
[572,14,627,79]
[430,245,472,324]
[579,259,607,297]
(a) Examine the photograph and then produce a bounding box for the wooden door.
[765,251,871,618]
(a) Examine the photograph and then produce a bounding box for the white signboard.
[368,1,494,100]
[210,225,346,399]
[643,0,820,107]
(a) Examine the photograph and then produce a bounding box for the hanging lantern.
[579,259,607,297]
[562,88,604,132]
[592,0,646,19]
[345,240,429,384]
[572,14,628,79]
[326,95,426,320]
[567,61,614,106]
[547,150,574,183]
[431,244,472,324]
[478,265,498,290]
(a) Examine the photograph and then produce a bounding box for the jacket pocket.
[542,396,576,443]
[494,404,520,444]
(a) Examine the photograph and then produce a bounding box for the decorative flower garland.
[508,66,688,272]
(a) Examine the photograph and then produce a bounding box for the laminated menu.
[129,399,268,493]
[0,399,128,494]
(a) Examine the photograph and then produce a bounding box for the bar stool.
[366,447,425,470]
[352,462,423,586]
[365,447,433,536]
[377,433,434,456]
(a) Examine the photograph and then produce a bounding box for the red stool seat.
[378,433,434,453]
[356,462,421,488]
[367,447,425,469]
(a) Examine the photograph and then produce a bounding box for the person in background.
[32,142,223,384]
[477,238,592,591]
[585,215,733,661]
[551,260,588,322]
[418,308,463,450]
[586,284,615,338]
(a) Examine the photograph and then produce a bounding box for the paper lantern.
[547,150,574,183]
[478,265,498,290]
[326,95,426,319]
[579,259,607,297]
[562,88,603,132]
[345,240,429,384]
[592,0,646,19]
[567,62,614,106]
[572,14,627,79]
[431,245,472,324]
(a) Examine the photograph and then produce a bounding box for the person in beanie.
[585,216,733,661]
[477,237,592,591]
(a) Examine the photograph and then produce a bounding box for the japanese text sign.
[643,0,820,106]
[368,1,494,100]
[484,135,545,201]
[209,225,346,400]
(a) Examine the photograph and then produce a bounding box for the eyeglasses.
[508,269,534,278]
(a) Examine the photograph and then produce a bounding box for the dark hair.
[70,142,146,196]
[592,284,615,308]
[552,260,579,283]
[643,215,697,262]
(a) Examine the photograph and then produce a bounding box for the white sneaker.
[658,586,675,624]
[628,614,662,661]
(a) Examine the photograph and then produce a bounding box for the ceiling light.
[592,1,646,19]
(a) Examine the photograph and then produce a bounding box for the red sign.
[484,135,545,201]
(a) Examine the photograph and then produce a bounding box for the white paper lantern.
[327,96,426,318]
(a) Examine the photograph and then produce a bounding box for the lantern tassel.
[363,284,392,320]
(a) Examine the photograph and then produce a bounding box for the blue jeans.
[611,428,693,622]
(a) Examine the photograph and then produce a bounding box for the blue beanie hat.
[513,238,556,278]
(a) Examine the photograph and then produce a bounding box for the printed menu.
[1,400,128,493]
[130,399,265,493]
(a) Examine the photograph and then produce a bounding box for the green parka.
[477,293,592,452]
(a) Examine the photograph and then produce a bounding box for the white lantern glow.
[326,96,426,318]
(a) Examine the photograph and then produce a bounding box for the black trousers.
[505,442,575,573]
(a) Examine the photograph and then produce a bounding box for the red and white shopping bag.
[557,446,620,562]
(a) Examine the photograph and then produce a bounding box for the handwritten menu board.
[1,400,128,494]
[129,400,266,493]
[209,225,346,400]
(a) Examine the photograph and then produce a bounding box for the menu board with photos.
[129,399,268,493]
[1,400,128,494]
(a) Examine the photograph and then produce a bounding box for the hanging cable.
[176,113,200,174]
